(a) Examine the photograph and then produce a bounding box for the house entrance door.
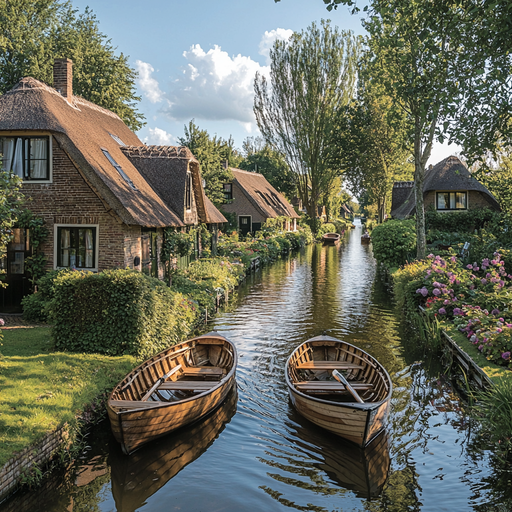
[239,216,251,236]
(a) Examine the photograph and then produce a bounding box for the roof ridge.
[231,167,263,177]
[121,145,195,159]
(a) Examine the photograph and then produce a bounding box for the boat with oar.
[322,232,341,245]
[107,331,237,454]
[285,335,392,447]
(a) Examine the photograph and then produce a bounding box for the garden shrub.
[50,269,199,358]
[22,270,69,322]
[425,207,500,232]
[371,219,417,268]
[318,222,337,235]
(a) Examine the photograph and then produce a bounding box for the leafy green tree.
[178,120,235,208]
[254,20,360,232]
[0,172,24,287]
[0,0,143,131]
[238,136,296,199]
[334,71,413,223]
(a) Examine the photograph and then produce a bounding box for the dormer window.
[185,172,192,210]
[436,191,467,210]
[0,136,50,181]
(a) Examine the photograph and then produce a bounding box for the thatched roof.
[230,168,300,219]
[0,77,184,227]
[390,156,499,218]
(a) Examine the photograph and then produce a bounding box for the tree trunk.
[414,128,427,259]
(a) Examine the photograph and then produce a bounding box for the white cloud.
[164,44,267,125]
[144,127,176,145]
[258,28,294,65]
[135,60,164,103]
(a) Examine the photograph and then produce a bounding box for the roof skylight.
[101,148,137,190]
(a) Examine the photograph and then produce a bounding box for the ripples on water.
[5,224,512,512]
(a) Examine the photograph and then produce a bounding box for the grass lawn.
[442,323,511,383]
[0,327,136,467]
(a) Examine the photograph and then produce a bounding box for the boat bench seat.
[294,381,373,393]
[297,361,364,370]
[182,366,225,377]
[158,381,218,391]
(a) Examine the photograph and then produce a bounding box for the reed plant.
[474,378,512,458]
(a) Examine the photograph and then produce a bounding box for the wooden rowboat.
[322,232,340,245]
[111,387,237,512]
[107,331,237,454]
[285,335,392,447]
[361,232,371,244]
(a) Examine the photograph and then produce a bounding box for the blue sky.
[71,0,459,164]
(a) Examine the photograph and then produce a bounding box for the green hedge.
[50,269,199,358]
[371,219,417,268]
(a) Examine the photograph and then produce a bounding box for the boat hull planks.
[286,335,392,447]
[107,331,237,454]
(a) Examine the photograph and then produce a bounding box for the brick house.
[221,168,300,236]
[0,59,225,310]
[391,156,500,219]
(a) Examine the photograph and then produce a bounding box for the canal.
[4,223,512,511]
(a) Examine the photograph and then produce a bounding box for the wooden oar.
[332,369,364,404]
[141,364,182,401]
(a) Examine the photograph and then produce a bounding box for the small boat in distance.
[107,331,237,454]
[322,232,340,245]
[285,335,392,447]
[361,231,371,244]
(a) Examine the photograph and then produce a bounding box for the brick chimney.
[53,58,73,99]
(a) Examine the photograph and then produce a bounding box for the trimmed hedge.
[51,269,199,358]
[371,219,417,268]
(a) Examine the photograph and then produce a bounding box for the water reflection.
[109,386,237,512]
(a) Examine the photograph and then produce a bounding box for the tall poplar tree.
[254,20,360,231]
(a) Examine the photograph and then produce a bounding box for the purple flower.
[439,308,446,314]
[0,318,4,326]
[491,260,497,265]
[491,309,500,315]
[467,264,473,270]
[481,278,487,284]
[416,287,429,297]
[499,280,505,287]
[427,253,435,259]
[478,345,484,351]
[473,266,480,271]
[453,308,463,316]
[496,328,503,333]
[499,317,505,322]
[494,251,500,257]
[444,299,451,305]
[502,352,511,361]
[482,258,490,266]
[433,288,441,296]
[450,256,457,263]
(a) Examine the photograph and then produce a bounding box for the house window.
[436,191,467,210]
[0,136,50,181]
[223,183,233,200]
[101,148,137,190]
[57,226,97,269]
[185,172,192,210]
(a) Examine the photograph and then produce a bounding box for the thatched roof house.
[221,168,300,235]
[0,58,225,310]
[391,156,500,219]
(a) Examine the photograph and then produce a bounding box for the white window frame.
[54,224,99,272]
[0,132,53,183]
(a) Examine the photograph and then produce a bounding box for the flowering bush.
[411,251,512,367]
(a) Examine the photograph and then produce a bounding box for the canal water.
[4,223,512,512]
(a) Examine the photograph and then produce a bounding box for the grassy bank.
[0,326,135,467]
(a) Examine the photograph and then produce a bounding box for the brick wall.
[22,136,128,271]
[0,425,69,502]
[221,182,266,223]
[424,190,497,211]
